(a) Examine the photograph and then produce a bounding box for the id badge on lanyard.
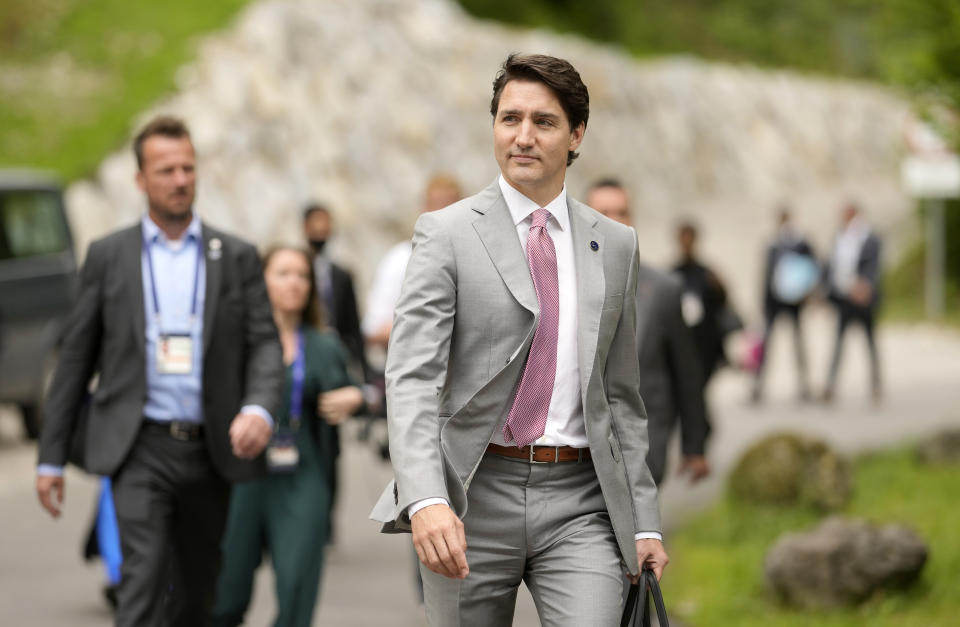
[267,330,305,474]
[144,234,201,376]
[157,333,194,374]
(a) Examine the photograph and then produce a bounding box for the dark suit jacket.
[635,263,709,485]
[825,231,882,311]
[327,261,369,382]
[37,221,283,482]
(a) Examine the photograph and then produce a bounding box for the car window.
[0,190,70,260]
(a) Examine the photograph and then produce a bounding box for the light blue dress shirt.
[141,214,206,422]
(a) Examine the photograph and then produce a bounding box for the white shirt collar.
[498,175,570,231]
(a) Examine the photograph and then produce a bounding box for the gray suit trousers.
[421,454,625,626]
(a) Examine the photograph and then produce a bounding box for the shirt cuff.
[408,497,449,519]
[37,465,64,477]
[635,531,663,542]
[241,404,274,429]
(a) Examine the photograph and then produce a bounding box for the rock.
[915,428,960,465]
[765,516,928,608]
[728,433,851,510]
[62,0,915,310]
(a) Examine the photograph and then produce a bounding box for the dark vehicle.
[0,171,78,438]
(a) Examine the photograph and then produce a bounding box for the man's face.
[304,211,332,242]
[494,79,584,200]
[842,205,858,226]
[136,136,196,221]
[424,185,460,213]
[678,229,696,256]
[587,186,631,226]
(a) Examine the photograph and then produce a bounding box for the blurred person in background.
[587,179,709,485]
[751,207,818,403]
[362,174,463,351]
[822,202,883,403]
[673,221,730,384]
[303,203,367,379]
[303,202,367,543]
[213,246,364,627]
[35,115,283,627]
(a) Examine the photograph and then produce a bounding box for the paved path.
[1,311,957,625]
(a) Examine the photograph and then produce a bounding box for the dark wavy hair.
[133,115,191,170]
[490,53,590,166]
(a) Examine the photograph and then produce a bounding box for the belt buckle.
[529,446,559,464]
[169,422,192,441]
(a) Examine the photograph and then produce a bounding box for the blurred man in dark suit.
[822,202,883,403]
[36,115,283,627]
[752,207,817,403]
[303,203,367,380]
[587,180,709,485]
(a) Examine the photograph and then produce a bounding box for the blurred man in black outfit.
[822,202,883,403]
[588,181,709,485]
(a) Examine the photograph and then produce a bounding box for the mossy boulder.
[729,433,851,510]
[915,428,960,465]
[765,516,928,608]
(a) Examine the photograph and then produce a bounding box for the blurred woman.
[212,246,363,627]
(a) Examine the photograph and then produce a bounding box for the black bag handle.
[620,568,669,627]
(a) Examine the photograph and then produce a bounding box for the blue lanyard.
[143,234,203,327]
[288,329,306,428]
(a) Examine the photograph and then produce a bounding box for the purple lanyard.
[143,234,203,328]
[288,329,306,429]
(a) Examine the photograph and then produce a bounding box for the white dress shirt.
[491,175,586,448]
[362,241,413,338]
[830,216,870,296]
[408,177,662,542]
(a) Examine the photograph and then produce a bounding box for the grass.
[662,448,960,626]
[0,0,254,181]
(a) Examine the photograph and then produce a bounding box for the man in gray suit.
[370,54,668,626]
[36,116,283,626]
[586,180,710,486]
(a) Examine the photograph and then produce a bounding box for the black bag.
[621,568,669,627]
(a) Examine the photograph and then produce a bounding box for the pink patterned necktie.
[503,208,559,448]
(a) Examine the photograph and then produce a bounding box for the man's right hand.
[37,475,65,518]
[410,504,469,580]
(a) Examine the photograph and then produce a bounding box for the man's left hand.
[678,455,710,484]
[631,538,669,583]
[229,412,272,459]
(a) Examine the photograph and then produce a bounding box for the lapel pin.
[590,240,599,251]
[208,237,222,260]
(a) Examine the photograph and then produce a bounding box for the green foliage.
[458,0,956,88]
[883,198,960,325]
[663,448,960,626]
[0,0,253,180]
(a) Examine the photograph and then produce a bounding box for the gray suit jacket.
[370,180,661,574]
[37,221,283,482]
[635,264,709,485]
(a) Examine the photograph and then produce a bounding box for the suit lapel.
[569,199,605,390]
[201,224,221,354]
[124,224,146,356]
[472,181,538,315]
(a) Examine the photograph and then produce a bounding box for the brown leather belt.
[486,442,591,463]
